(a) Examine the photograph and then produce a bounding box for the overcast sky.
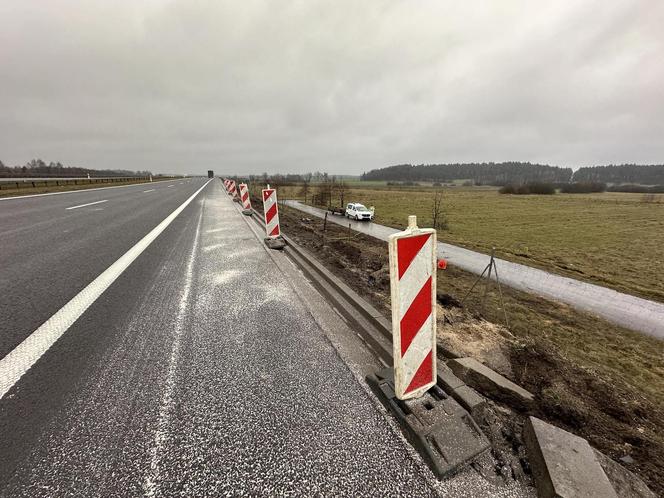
[1,1,662,175]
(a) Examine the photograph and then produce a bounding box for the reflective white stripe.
[398,235,433,318]
[0,179,212,400]
[400,314,434,386]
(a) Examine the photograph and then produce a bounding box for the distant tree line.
[0,158,152,178]
[361,162,573,185]
[362,162,664,186]
[573,164,664,185]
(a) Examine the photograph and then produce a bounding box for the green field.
[279,184,664,303]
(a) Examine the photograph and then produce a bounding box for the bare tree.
[336,179,348,208]
[431,189,448,230]
[300,172,312,203]
[318,173,332,207]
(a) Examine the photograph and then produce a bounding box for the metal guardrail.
[0,176,158,191]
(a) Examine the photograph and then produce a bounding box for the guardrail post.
[388,215,437,400]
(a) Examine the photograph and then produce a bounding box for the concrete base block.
[448,357,534,410]
[264,237,287,250]
[242,209,253,216]
[524,416,617,498]
[232,197,241,203]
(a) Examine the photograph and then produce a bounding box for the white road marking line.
[65,199,108,210]
[0,179,176,201]
[143,189,155,193]
[144,202,204,497]
[0,179,212,401]
[168,185,175,188]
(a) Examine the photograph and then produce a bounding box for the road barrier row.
[0,176,158,191]
[239,186,437,401]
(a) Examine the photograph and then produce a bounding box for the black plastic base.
[366,367,490,479]
[264,236,287,250]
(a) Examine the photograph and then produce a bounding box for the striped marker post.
[228,180,237,198]
[224,179,230,192]
[262,185,281,238]
[239,183,252,215]
[389,215,437,400]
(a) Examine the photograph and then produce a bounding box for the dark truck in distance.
[207,170,214,178]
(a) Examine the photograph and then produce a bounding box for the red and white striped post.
[239,183,252,215]
[224,179,230,192]
[228,180,237,198]
[389,215,437,400]
[262,185,281,238]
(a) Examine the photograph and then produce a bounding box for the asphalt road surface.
[284,200,664,340]
[0,181,529,496]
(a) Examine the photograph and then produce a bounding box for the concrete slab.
[448,357,534,410]
[594,450,655,498]
[523,416,617,498]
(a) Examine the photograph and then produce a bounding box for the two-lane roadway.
[0,180,529,496]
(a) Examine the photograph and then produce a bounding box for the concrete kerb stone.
[438,364,488,420]
[523,416,618,498]
[448,357,535,411]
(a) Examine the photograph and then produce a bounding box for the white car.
[345,203,374,221]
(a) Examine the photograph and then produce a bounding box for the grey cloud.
[1,0,662,175]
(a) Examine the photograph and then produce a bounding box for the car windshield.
[355,204,369,212]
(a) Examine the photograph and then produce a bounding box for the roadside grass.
[277,184,664,304]
[0,178,179,198]
[443,263,664,407]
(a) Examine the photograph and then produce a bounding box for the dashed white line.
[143,189,156,193]
[0,179,213,401]
[168,185,175,188]
[65,200,108,210]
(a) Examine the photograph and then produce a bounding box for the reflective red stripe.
[399,276,432,356]
[265,203,277,224]
[397,234,431,279]
[404,351,433,394]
